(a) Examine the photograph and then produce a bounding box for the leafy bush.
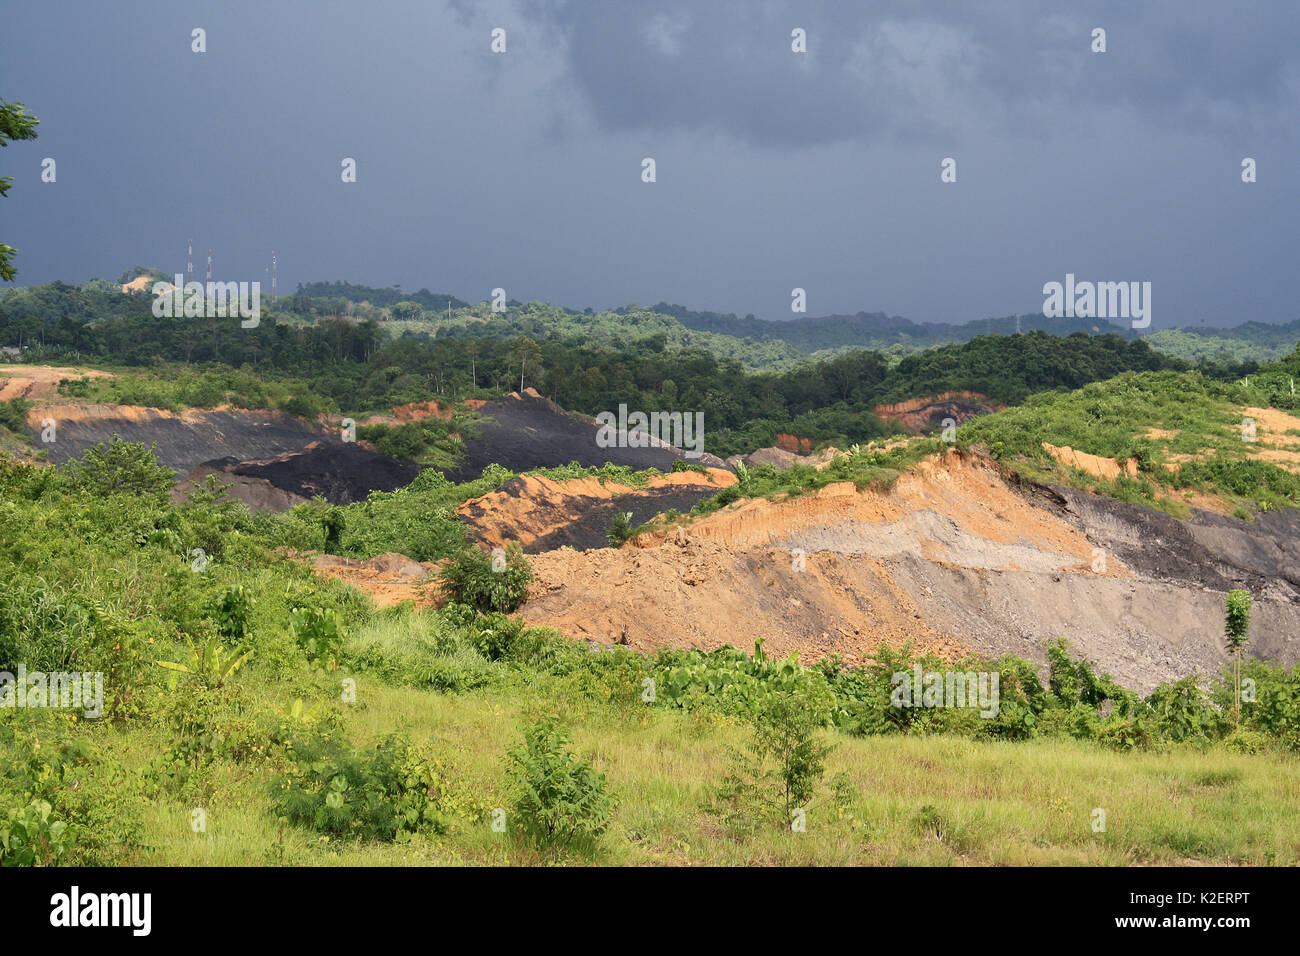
[60,437,176,499]
[1097,712,1160,752]
[357,417,465,469]
[1144,676,1225,742]
[605,511,634,548]
[1212,659,1300,742]
[505,716,613,849]
[437,542,532,613]
[281,392,327,420]
[272,732,474,842]
[212,584,254,645]
[0,397,31,435]
[711,685,835,833]
[147,683,263,798]
[470,611,527,662]
[1222,728,1268,755]
[289,606,343,666]
[1046,638,1135,713]
[0,713,144,864]
[1,799,73,866]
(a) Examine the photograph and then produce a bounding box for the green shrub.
[342,608,497,692]
[289,606,343,665]
[60,437,176,499]
[281,392,327,420]
[1037,702,1102,741]
[605,511,635,548]
[1046,638,1135,713]
[1097,712,1160,751]
[471,612,526,662]
[505,716,613,849]
[1145,676,1225,742]
[709,682,836,834]
[147,683,262,798]
[1222,728,1268,755]
[212,584,254,645]
[0,397,31,435]
[0,799,73,866]
[0,713,144,864]
[1212,659,1300,739]
[437,542,532,613]
[272,732,474,842]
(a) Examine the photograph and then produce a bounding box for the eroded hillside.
[504,451,1300,693]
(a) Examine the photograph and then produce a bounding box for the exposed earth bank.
[513,451,1300,693]
[458,468,736,552]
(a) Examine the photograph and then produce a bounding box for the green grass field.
[32,664,1295,868]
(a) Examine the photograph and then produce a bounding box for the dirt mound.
[522,451,1104,668]
[30,403,329,476]
[457,468,736,552]
[874,391,1002,433]
[186,440,422,509]
[775,433,813,454]
[312,552,439,608]
[523,537,968,666]
[726,446,842,472]
[1238,406,1300,473]
[119,275,171,294]
[361,400,456,426]
[392,400,453,422]
[665,453,1108,572]
[0,365,113,403]
[1042,442,1140,481]
[174,463,309,511]
[443,389,727,482]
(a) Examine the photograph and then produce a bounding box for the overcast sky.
[2,0,1297,327]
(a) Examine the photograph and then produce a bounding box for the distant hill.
[648,302,1132,352]
[1143,320,1300,363]
[295,280,471,312]
[3,273,1296,372]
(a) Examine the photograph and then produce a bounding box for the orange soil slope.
[873,391,1002,432]
[1042,442,1140,481]
[0,365,113,403]
[646,451,1112,571]
[312,553,440,608]
[519,451,1127,665]
[458,468,736,552]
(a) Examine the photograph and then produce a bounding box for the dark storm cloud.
[528,0,1300,146]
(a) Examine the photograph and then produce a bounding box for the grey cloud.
[523,0,1300,147]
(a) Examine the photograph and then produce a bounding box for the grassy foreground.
[52,670,1300,868]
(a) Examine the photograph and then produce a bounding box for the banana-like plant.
[734,460,751,490]
[274,697,323,725]
[155,635,252,687]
